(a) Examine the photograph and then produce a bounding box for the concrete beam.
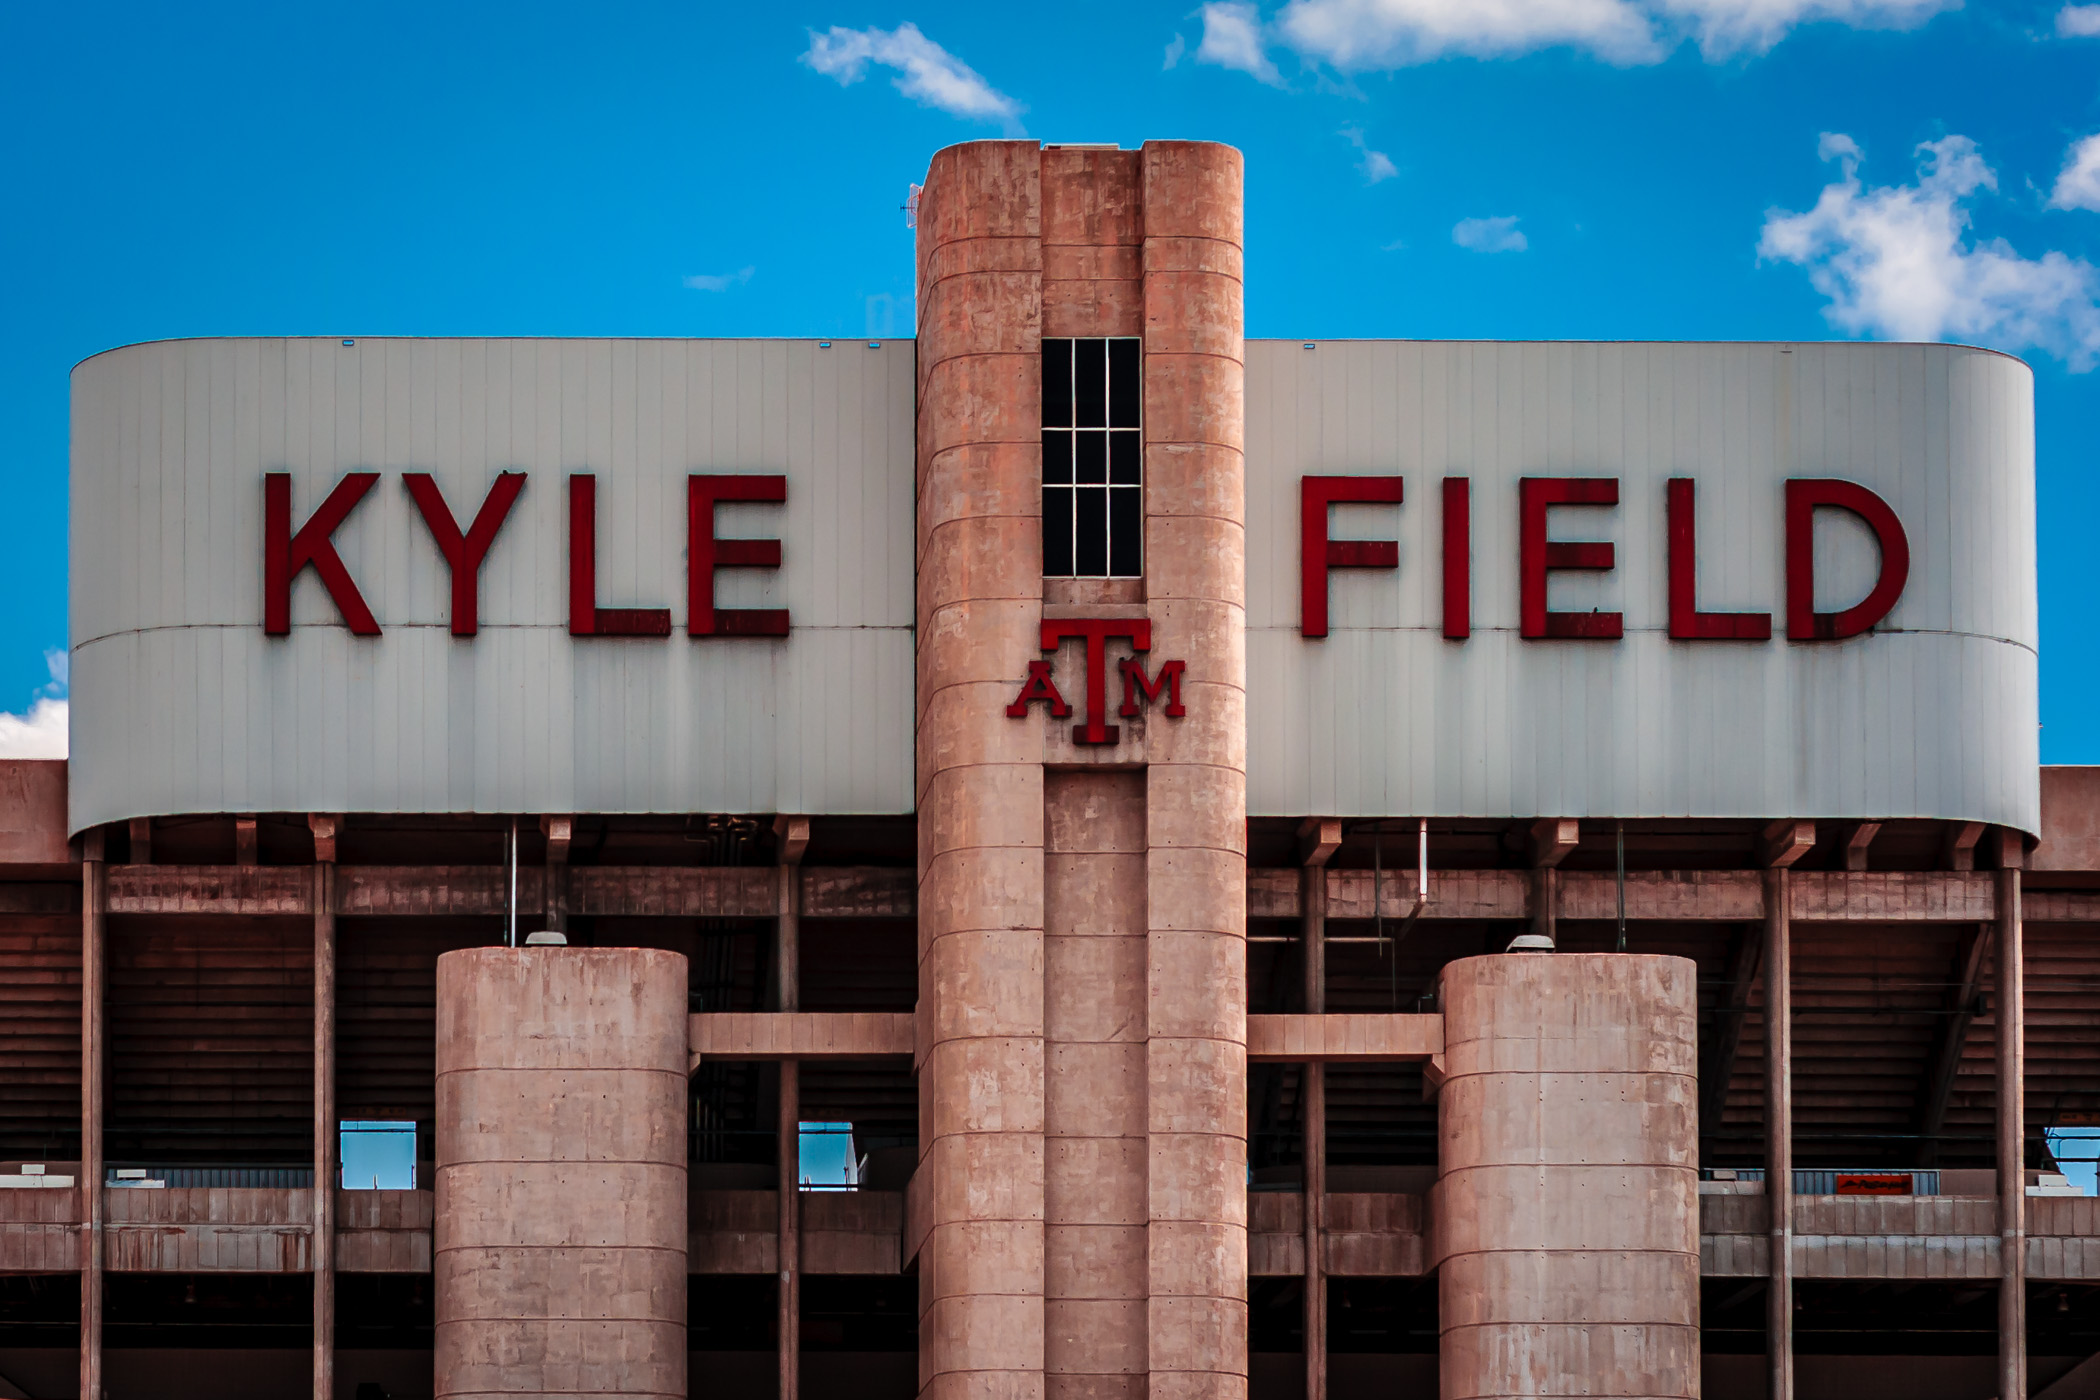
[1528,818,1579,868]
[1297,817,1342,868]
[688,1011,915,1070]
[100,863,914,919]
[89,861,2100,925]
[1760,819,1817,869]
[1945,820,1985,872]
[1245,1013,1443,1062]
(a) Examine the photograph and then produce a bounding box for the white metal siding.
[72,337,2040,833]
[1244,340,2041,832]
[69,338,916,831]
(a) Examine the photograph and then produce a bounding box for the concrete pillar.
[1435,954,1700,1400]
[914,136,1246,1400]
[434,947,688,1400]
[1300,857,1328,1400]
[1997,858,2027,1400]
[314,856,337,1400]
[914,137,1049,1400]
[1141,139,1249,1400]
[1763,869,1792,1400]
[79,841,105,1400]
[777,818,807,1400]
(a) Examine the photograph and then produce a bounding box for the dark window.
[1042,337,1141,577]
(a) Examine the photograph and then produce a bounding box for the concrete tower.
[912,139,1251,1400]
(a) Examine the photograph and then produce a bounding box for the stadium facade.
[0,138,2092,1400]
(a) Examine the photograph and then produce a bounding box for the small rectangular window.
[1043,337,1141,578]
[341,1120,417,1190]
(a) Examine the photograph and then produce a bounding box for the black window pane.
[1075,432,1107,485]
[1043,488,1074,575]
[1074,340,1107,427]
[1043,431,1073,485]
[1109,431,1140,485]
[1043,340,1072,427]
[1075,487,1109,575]
[1109,340,1140,427]
[1109,487,1142,576]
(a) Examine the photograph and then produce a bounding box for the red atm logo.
[1006,619,1187,746]
[1301,475,1911,643]
[261,472,790,638]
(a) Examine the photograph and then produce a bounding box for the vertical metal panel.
[1245,340,2039,831]
[70,338,916,829]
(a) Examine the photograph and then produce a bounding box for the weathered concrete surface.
[914,137,1247,1400]
[2034,765,2100,871]
[915,137,1051,1400]
[1139,138,1249,1400]
[1044,768,1149,1399]
[1435,954,1699,1400]
[433,947,688,1400]
[0,761,67,864]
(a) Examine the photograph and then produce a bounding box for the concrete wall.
[433,947,688,1400]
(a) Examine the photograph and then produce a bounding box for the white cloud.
[1654,0,1955,57]
[1453,215,1528,252]
[1761,133,2100,369]
[0,699,67,760]
[1818,131,1863,165]
[2059,3,2100,34]
[1340,126,1398,182]
[2051,134,2100,212]
[1197,2,1287,83]
[1164,32,1189,67]
[0,650,69,760]
[1213,0,1951,72]
[1278,0,1657,66]
[683,267,755,292]
[802,22,1024,131]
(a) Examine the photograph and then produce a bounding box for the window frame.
[1041,336,1142,579]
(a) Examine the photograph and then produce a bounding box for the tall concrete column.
[914,138,1050,1400]
[313,849,338,1400]
[1140,140,1248,1400]
[1435,954,1700,1400]
[433,947,689,1400]
[79,838,105,1400]
[1764,869,1792,1400]
[914,136,1246,1400]
[1996,855,2027,1400]
[1300,847,1331,1400]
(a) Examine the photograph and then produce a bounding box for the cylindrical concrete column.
[1141,139,1249,1400]
[434,947,689,1400]
[914,138,1049,1400]
[1435,954,1700,1400]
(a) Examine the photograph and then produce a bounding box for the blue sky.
[5,0,2100,756]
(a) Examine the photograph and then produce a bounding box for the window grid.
[1042,337,1141,578]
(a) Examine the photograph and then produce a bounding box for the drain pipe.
[1386,818,1431,947]
[507,819,517,949]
